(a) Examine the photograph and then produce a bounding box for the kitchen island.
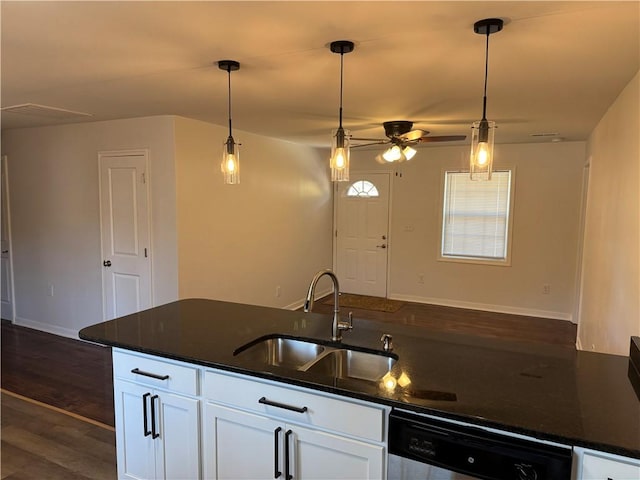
[79,298,640,478]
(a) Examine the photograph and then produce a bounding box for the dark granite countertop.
[79,298,640,459]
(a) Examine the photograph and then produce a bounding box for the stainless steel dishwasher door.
[388,453,480,480]
[387,409,573,480]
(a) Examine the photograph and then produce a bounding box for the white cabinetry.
[575,447,640,480]
[203,370,388,480]
[112,349,201,480]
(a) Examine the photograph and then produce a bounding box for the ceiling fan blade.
[417,135,467,143]
[351,137,387,142]
[399,129,426,142]
[352,140,389,148]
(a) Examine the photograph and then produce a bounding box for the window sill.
[438,255,512,267]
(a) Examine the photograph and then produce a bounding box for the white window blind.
[442,170,512,260]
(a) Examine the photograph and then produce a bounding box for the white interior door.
[99,151,152,320]
[1,155,15,321]
[335,173,390,297]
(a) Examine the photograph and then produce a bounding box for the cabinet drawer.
[204,370,386,442]
[113,349,198,396]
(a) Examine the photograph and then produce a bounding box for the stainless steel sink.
[234,337,326,369]
[304,349,396,382]
[234,336,397,382]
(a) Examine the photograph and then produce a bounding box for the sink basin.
[305,349,396,382]
[235,336,397,382]
[234,337,326,369]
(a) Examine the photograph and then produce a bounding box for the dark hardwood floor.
[1,320,114,427]
[310,297,578,348]
[1,298,576,428]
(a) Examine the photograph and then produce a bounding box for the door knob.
[376,244,387,249]
[103,260,112,267]
[382,235,387,240]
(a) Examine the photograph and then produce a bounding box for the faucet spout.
[303,269,352,342]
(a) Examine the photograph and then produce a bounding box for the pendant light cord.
[482,31,490,121]
[338,51,344,129]
[227,67,233,137]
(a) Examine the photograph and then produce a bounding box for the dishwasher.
[388,409,573,480]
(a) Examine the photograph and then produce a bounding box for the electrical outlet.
[48,284,54,297]
[275,286,281,298]
[542,284,551,295]
[418,274,425,284]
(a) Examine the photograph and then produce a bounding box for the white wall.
[349,141,586,320]
[578,70,640,356]
[174,117,333,308]
[1,116,178,337]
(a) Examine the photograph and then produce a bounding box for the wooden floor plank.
[1,393,116,480]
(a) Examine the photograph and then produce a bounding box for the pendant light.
[218,60,240,184]
[470,18,503,181]
[329,40,355,182]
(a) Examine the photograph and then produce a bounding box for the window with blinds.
[441,170,513,263]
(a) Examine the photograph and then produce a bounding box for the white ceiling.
[1,1,638,148]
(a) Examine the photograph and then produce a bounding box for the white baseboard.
[14,316,79,339]
[388,294,575,322]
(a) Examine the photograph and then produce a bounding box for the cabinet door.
[204,403,282,480]
[114,380,156,480]
[582,451,640,480]
[291,424,385,480]
[155,392,201,480]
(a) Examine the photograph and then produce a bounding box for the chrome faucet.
[303,269,352,342]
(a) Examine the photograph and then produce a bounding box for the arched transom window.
[347,180,379,198]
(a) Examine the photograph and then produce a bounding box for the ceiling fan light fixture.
[329,40,355,182]
[382,145,404,162]
[403,146,417,161]
[470,18,503,181]
[218,60,241,185]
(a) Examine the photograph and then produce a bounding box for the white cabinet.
[113,349,201,480]
[203,370,387,480]
[575,447,640,480]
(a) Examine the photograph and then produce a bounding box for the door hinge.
[335,229,338,237]
[141,172,146,184]
[144,248,148,258]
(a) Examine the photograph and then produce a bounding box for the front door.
[335,172,390,297]
[1,155,15,320]
[99,151,152,320]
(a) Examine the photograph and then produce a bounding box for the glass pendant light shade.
[221,136,240,184]
[330,127,350,182]
[470,119,495,181]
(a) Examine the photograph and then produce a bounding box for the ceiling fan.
[351,120,466,163]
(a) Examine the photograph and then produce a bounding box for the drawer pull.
[259,396,308,414]
[131,368,169,381]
